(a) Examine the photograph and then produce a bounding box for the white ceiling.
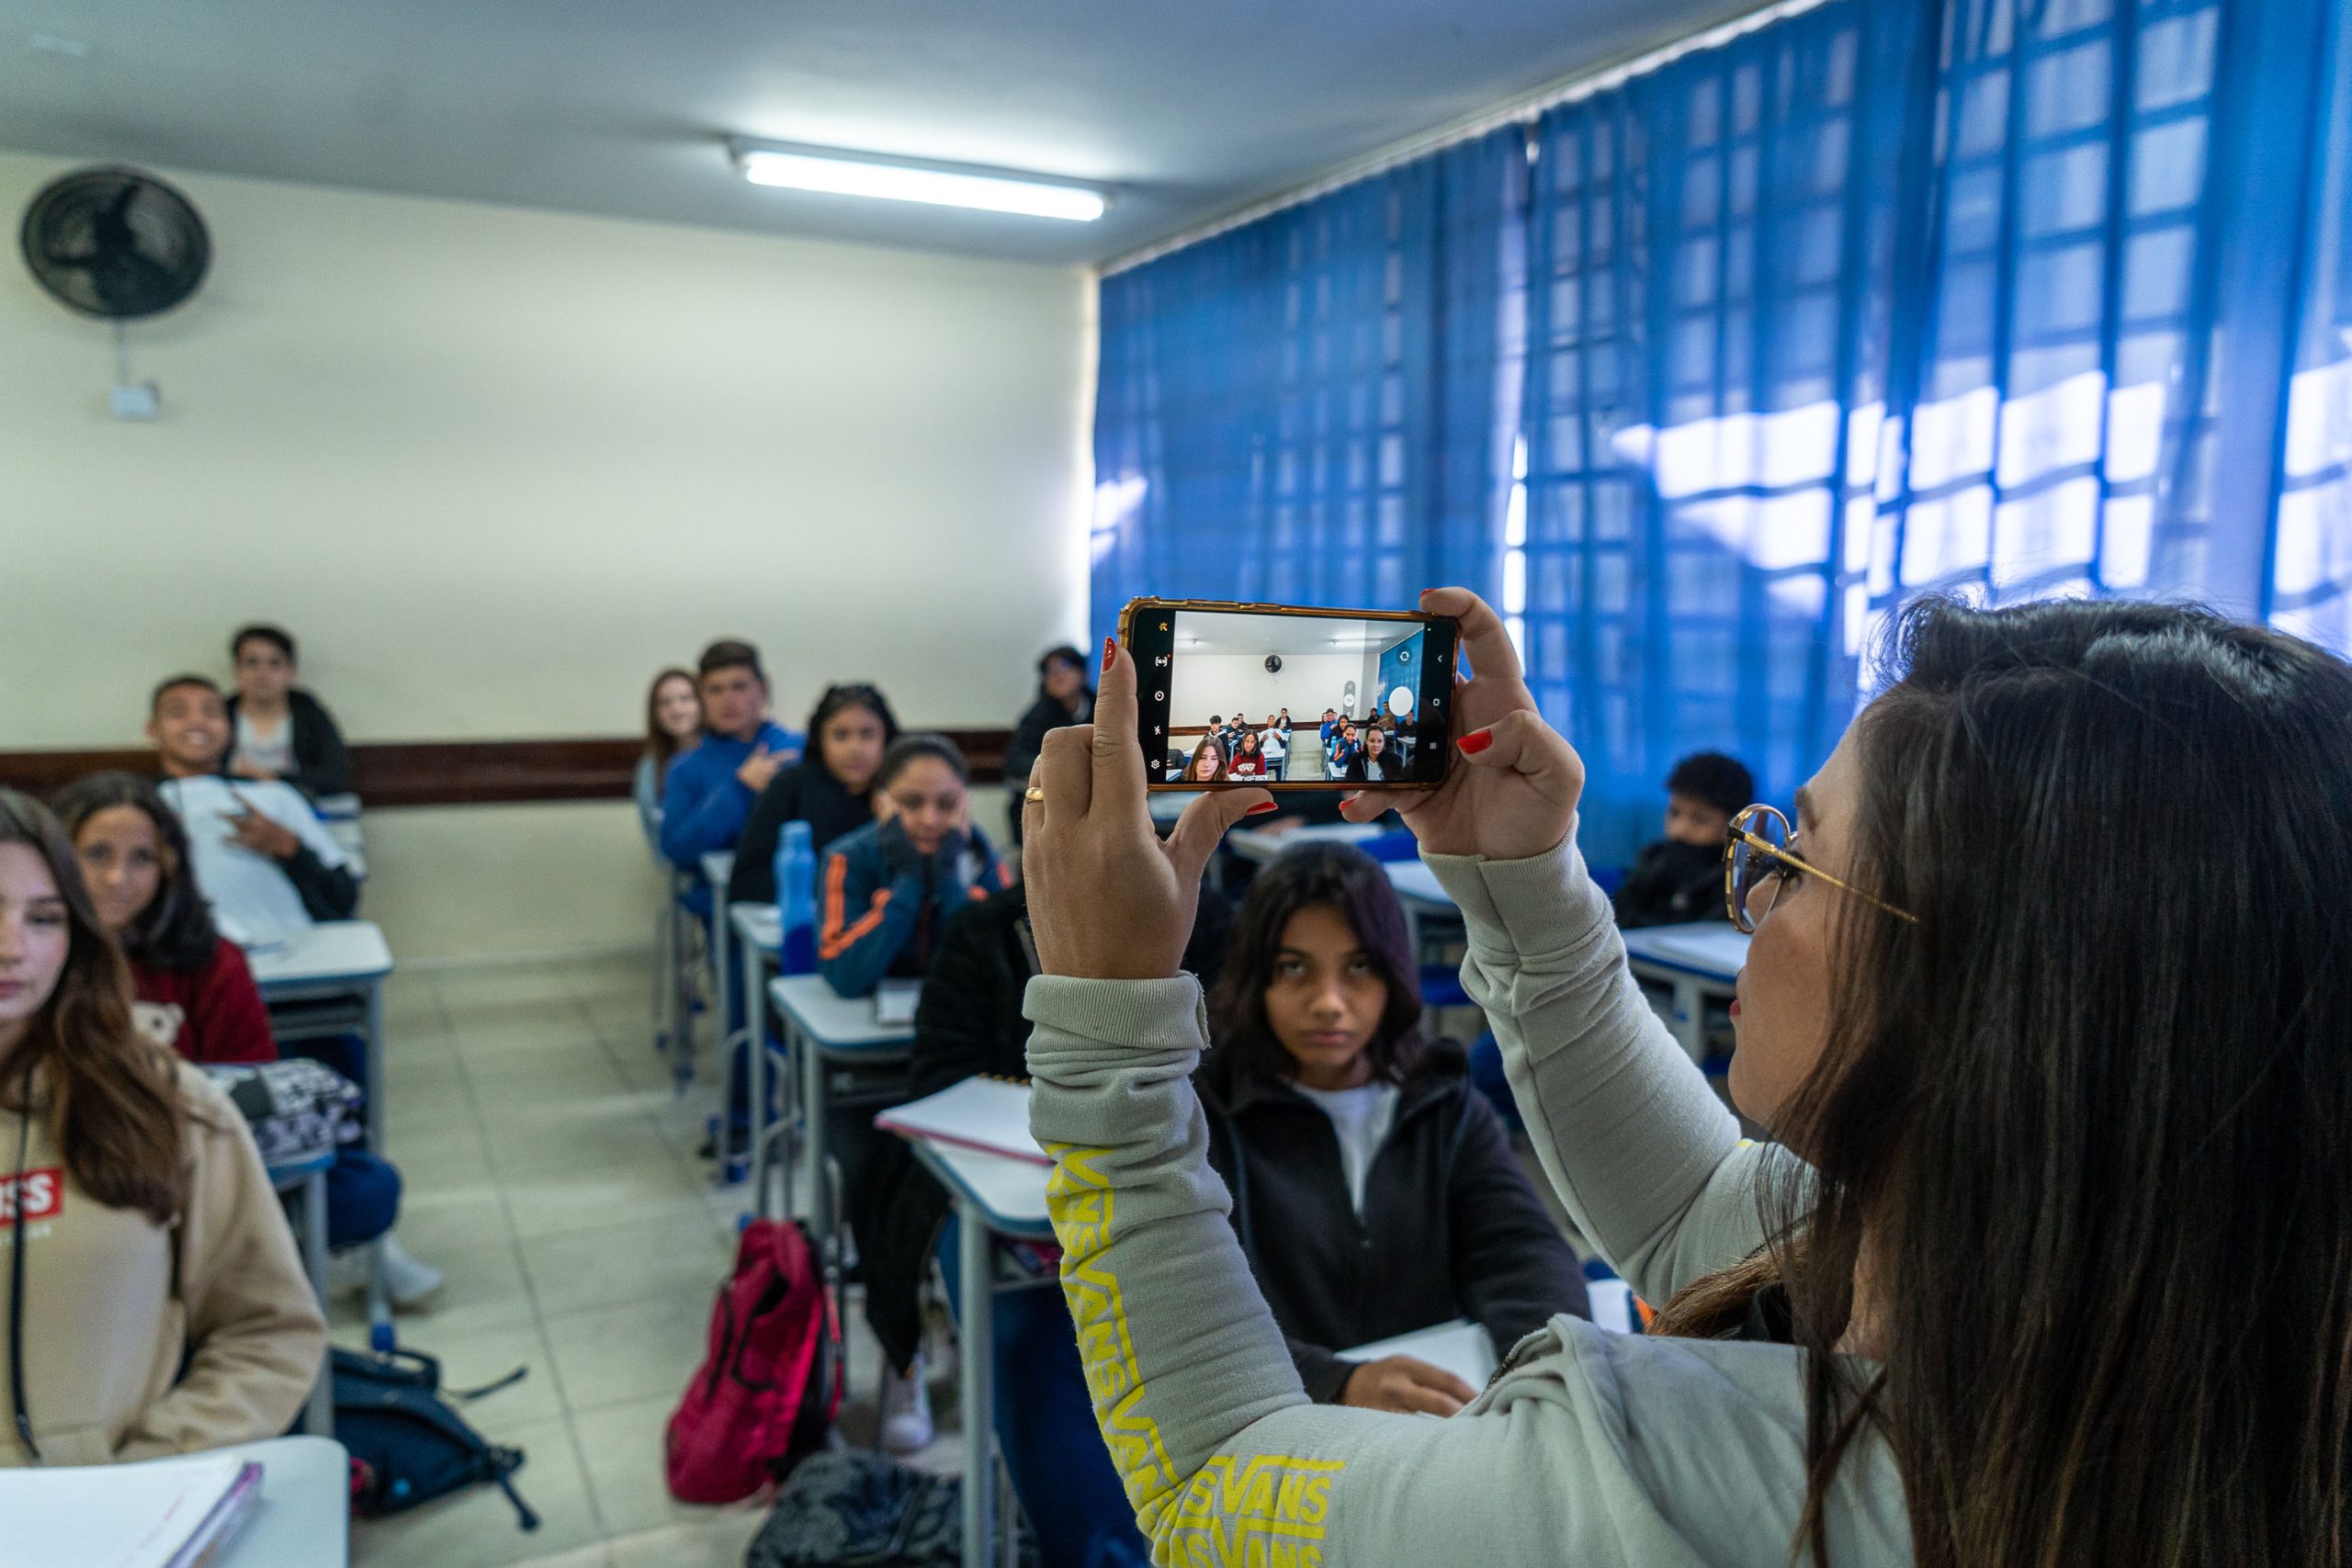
[0,0,1750,267]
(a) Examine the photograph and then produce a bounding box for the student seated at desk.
[1340,724,1406,784]
[729,683,899,906]
[149,675,357,948]
[1003,646,1093,846]
[52,774,439,1307]
[1175,735,1225,784]
[1611,750,1753,930]
[0,789,325,1468]
[657,639,801,886]
[223,624,352,803]
[1330,720,1363,777]
[632,667,702,848]
[1200,841,1588,1412]
[1227,729,1270,780]
[816,736,1011,998]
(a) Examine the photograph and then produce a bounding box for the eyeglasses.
[1724,804,1918,934]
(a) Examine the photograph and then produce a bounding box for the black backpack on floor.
[745,1450,1036,1568]
[332,1346,540,1531]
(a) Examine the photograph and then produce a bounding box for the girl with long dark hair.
[1203,841,1586,1412]
[729,683,900,907]
[52,774,422,1288]
[0,788,323,1466]
[1016,589,2352,1567]
[1178,734,1226,784]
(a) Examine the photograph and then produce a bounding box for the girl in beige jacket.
[0,788,324,1467]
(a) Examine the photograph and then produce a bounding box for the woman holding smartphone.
[1015,591,2352,1566]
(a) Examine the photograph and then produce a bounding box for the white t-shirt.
[158,775,346,948]
[232,710,297,779]
[1261,728,1287,759]
[1291,1079,1401,1217]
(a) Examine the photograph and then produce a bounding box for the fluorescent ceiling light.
[730,139,1107,221]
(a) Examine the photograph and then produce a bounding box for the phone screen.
[1122,601,1456,790]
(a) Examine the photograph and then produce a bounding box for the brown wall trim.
[0,728,1016,809]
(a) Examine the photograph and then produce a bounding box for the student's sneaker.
[879,1353,935,1455]
[378,1234,447,1311]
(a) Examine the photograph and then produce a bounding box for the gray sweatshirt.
[1023,828,1913,1566]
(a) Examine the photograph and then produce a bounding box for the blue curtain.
[1090,129,1526,648]
[1091,0,2349,866]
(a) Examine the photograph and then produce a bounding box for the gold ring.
[1023,786,1046,804]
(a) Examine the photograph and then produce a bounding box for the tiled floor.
[344,955,961,1568]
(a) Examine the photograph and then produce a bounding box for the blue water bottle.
[775,820,819,976]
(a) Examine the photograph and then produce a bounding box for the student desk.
[1381,860,1461,962]
[1146,791,1192,825]
[764,975,914,1236]
[729,901,785,1206]
[219,1434,351,1567]
[249,920,394,1346]
[700,850,739,1071]
[315,794,365,878]
[906,1136,1055,1568]
[1617,922,1748,1064]
[267,1150,336,1440]
[249,922,393,1152]
[1225,819,1385,864]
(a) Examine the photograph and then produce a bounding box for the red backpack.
[665,1218,843,1504]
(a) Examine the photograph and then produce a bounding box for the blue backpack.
[333,1346,540,1531]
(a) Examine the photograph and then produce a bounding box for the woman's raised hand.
[1023,639,1272,981]
[1340,588,1584,862]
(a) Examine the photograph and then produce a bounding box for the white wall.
[0,150,1091,959]
[1169,653,1374,728]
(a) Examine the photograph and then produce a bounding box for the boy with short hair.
[1611,750,1756,929]
[658,639,803,876]
[149,675,358,947]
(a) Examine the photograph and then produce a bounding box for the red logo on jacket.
[0,1168,62,1224]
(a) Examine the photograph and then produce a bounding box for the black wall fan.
[21,165,209,320]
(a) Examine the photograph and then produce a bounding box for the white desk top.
[247,920,393,989]
[1338,1319,1498,1389]
[219,1435,349,1567]
[701,850,735,888]
[1383,861,1455,912]
[768,974,916,1052]
[909,1137,1054,1237]
[731,901,783,953]
[1227,819,1385,864]
[1147,791,1193,824]
[1619,921,1748,983]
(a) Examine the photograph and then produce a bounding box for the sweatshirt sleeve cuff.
[1421,819,1614,959]
[1023,974,1212,1054]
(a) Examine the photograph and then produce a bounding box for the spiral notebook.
[874,1076,1046,1165]
[0,1450,263,1568]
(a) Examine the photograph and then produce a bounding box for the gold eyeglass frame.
[1724,803,1919,933]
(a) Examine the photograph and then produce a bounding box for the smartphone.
[1119,598,1458,791]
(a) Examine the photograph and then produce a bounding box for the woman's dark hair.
[1180,735,1226,783]
[50,773,220,973]
[1652,598,2352,1568]
[1208,841,1423,1090]
[1036,645,1086,678]
[877,733,968,790]
[0,789,189,1225]
[230,623,296,664]
[1665,750,1754,817]
[1235,729,1262,756]
[805,683,902,761]
[642,667,699,772]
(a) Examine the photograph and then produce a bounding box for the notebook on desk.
[0,1450,262,1568]
[1337,1319,1498,1392]
[874,1076,1046,1165]
[872,977,922,1027]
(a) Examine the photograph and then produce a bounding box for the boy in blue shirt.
[658,639,801,887]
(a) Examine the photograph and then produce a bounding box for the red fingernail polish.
[1458,728,1494,755]
[1102,637,1116,675]
[1246,801,1279,816]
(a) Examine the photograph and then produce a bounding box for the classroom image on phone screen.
[1161,611,1426,784]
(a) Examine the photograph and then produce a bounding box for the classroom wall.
[0,150,1091,961]
[1170,653,1381,727]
